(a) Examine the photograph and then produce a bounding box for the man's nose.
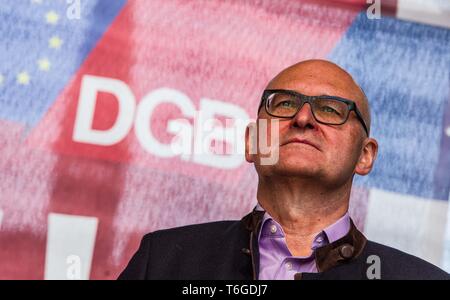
[291,102,317,130]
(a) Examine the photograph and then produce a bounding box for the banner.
[0,0,449,279]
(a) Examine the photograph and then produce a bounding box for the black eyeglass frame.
[258,89,369,136]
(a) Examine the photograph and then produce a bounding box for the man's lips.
[281,137,320,151]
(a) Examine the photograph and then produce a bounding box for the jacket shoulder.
[118,220,246,279]
[364,240,449,280]
[147,220,239,238]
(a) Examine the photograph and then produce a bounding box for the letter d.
[73,75,136,146]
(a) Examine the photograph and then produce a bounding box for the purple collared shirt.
[256,204,350,280]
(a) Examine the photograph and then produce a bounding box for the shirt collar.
[255,203,351,247]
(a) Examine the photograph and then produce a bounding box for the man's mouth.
[281,137,320,151]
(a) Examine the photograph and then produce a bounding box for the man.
[118,60,449,280]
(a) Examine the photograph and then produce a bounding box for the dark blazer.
[118,210,449,280]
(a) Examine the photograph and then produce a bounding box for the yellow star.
[45,11,59,25]
[37,58,51,71]
[49,36,63,49]
[17,72,30,85]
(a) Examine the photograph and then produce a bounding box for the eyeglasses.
[258,89,369,136]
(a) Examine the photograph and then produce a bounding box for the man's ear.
[245,121,257,163]
[355,137,378,176]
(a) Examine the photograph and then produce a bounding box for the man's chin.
[259,161,322,178]
[275,168,320,178]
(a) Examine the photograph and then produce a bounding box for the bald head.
[264,59,371,135]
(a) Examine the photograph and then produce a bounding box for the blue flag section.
[329,12,450,201]
[0,0,126,126]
